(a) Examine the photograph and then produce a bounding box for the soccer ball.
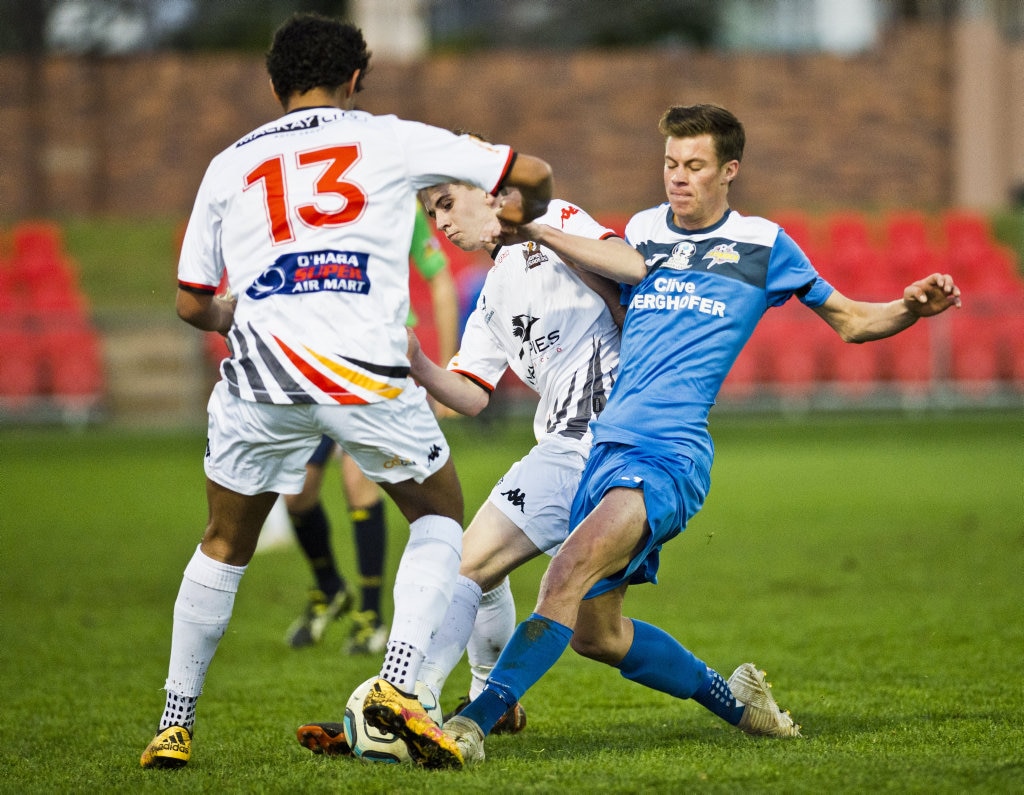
[343,677,443,764]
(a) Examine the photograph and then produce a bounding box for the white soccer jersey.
[449,200,621,452]
[178,107,513,405]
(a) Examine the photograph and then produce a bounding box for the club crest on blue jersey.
[246,249,371,299]
[664,241,697,270]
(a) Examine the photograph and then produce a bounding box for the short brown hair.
[658,104,745,165]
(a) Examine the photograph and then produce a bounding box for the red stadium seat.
[772,209,820,259]
[880,210,939,288]
[756,308,828,394]
[11,219,63,262]
[0,325,44,404]
[880,324,934,389]
[819,212,881,292]
[948,311,1002,391]
[40,326,105,401]
[824,336,885,396]
[939,209,1024,299]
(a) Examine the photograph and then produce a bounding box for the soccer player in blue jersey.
[440,103,962,765]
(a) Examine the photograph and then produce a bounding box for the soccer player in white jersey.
[295,180,628,756]
[437,104,962,766]
[139,13,552,771]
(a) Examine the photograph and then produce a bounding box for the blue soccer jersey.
[590,205,834,471]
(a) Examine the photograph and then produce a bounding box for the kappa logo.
[702,242,740,269]
[427,444,442,463]
[559,205,579,228]
[501,487,526,512]
[664,241,697,270]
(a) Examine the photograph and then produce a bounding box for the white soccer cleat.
[442,714,486,764]
[728,663,803,738]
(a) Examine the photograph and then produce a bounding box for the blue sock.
[691,667,744,726]
[460,613,572,735]
[616,619,707,698]
[617,619,743,725]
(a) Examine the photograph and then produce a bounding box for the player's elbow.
[457,390,490,417]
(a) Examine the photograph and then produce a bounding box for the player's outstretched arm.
[407,329,490,416]
[176,288,236,334]
[520,223,647,285]
[812,272,961,343]
[561,241,633,328]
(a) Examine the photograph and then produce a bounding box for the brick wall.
[0,23,1012,221]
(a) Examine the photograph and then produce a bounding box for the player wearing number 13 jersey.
[141,12,552,771]
[178,103,508,407]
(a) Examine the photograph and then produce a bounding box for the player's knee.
[569,630,619,664]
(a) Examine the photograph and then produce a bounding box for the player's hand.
[499,219,542,247]
[903,273,961,316]
[213,288,237,335]
[406,327,422,361]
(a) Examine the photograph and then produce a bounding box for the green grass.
[1,412,1022,793]
[61,217,183,313]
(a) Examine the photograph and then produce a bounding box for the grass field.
[1,411,1022,793]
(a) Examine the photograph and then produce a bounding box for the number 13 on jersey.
[244,145,368,244]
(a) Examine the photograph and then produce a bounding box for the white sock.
[419,575,483,701]
[383,515,462,691]
[467,577,516,698]
[162,546,246,721]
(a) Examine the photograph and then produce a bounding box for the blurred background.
[1,0,1022,427]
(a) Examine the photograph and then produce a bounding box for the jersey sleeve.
[410,205,449,280]
[446,293,508,392]
[177,162,226,293]
[552,199,618,240]
[395,119,514,196]
[766,230,834,308]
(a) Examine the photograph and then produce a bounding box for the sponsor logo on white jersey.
[246,249,370,299]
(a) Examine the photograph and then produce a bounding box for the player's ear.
[722,160,740,185]
[269,78,283,106]
[345,69,361,99]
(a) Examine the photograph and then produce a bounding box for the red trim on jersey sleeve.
[178,280,218,295]
[490,151,518,196]
[599,231,621,241]
[450,368,495,393]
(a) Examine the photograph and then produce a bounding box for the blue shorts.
[569,442,710,599]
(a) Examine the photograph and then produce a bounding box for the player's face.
[421,184,494,252]
[663,134,738,230]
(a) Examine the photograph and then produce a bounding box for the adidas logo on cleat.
[140,725,192,769]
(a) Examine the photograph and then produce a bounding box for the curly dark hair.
[266,13,371,100]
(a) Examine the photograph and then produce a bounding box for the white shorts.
[487,436,588,556]
[204,379,450,496]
